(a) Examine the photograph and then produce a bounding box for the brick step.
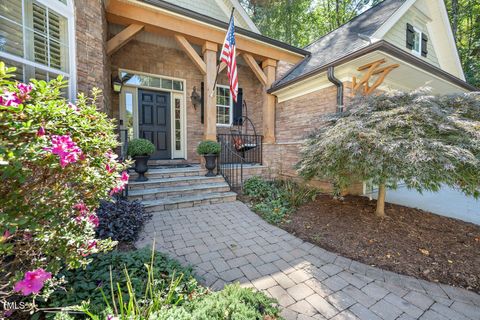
[128,175,225,191]
[129,167,204,180]
[128,182,231,201]
[141,192,237,212]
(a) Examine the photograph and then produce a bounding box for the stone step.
[129,167,204,180]
[128,182,231,201]
[128,175,225,190]
[141,191,237,212]
[147,159,196,166]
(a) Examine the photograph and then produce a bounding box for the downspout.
[327,66,344,113]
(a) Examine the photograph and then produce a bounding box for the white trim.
[411,26,422,56]
[120,69,187,160]
[372,0,465,80]
[215,84,233,126]
[229,0,261,33]
[372,0,416,39]
[0,0,76,99]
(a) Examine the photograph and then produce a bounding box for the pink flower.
[106,163,115,174]
[107,315,119,320]
[13,268,52,296]
[87,240,97,250]
[16,83,34,101]
[109,171,129,195]
[105,151,118,161]
[73,202,88,214]
[44,135,83,168]
[88,214,99,228]
[1,90,22,107]
[68,102,80,111]
[37,126,45,137]
[1,230,11,242]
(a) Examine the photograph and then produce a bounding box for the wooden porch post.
[262,59,277,144]
[203,41,218,141]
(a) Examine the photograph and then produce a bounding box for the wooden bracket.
[242,53,267,86]
[175,35,207,75]
[107,24,144,55]
[352,59,399,95]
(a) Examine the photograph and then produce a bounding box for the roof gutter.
[327,66,344,112]
[268,40,478,93]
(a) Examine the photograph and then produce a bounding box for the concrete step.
[141,191,237,212]
[128,175,225,191]
[129,166,205,180]
[128,182,231,201]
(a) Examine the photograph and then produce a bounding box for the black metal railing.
[217,139,246,191]
[217,133,263,165]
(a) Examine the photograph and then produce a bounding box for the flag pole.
[209,8,235,98]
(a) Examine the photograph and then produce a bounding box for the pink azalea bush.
[0,62,130,301]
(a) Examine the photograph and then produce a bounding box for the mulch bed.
[279,195,480,293]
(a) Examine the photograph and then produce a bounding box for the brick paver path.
[136,202,480,320]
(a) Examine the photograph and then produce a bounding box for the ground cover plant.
[43,248,280,320]
[297,90,480,217]
[281,194,480,293]
[96,197,151,243]
[243,176,318,224]
[0,62,129,316]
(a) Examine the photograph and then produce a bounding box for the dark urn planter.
[204,154,217,177]
[134,155,150,181]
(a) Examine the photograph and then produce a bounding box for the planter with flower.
[197,140,221,177]
[127,138,155,181]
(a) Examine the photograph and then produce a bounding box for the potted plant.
[197,140,221,177]
[127,138,156,181]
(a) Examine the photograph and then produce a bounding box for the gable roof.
[271,0,406,91]
[158,0,259,33]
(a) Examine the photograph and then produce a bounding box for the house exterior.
[0,0,476,194]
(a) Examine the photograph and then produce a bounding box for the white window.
[0,0,75,98]
[216,85,232,126]
[411,27,422,55]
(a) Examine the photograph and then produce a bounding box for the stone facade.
[109,36,264,163]
[74,0,111,114]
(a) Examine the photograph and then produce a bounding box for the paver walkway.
[136,201,480,320]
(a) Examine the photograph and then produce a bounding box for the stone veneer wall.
[110,38,264,163]
[75,0,111,115]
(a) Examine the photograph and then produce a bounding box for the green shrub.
[244,176,318,225]
[196,140,221,155]
[151,284,280,320]
[0,62,128,300]
[243,176,275,201]
[127,138,156,157]
[44,248,203,314]
[254,198,291,225]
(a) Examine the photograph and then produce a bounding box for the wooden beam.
[203,41,218,141]
[107,24,144,55]
[262,58,277,143]
[106,0,305,64]
[174,34,207,75]
[243,53,267,86]
[357,58,386,71]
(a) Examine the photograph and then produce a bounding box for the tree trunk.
[451,0,459,40]
[376,183,386,218]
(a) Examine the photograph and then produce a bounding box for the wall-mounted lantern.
[112,74,123,93]
[190,86,201,109]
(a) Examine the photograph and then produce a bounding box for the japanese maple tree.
[297,89,480,217]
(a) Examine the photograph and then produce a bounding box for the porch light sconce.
[190,86,201,110]
[112,74,123,93]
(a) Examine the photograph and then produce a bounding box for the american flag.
[220,15,238,102]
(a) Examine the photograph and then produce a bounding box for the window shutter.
[406,23,414,49]
[233,88,243,126]
[200,82,204,124]
[421,33,428,57]
[33,3,48,66]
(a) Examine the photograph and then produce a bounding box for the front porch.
[105,0,307,171]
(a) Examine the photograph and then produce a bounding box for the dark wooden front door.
[138,89,171,160]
